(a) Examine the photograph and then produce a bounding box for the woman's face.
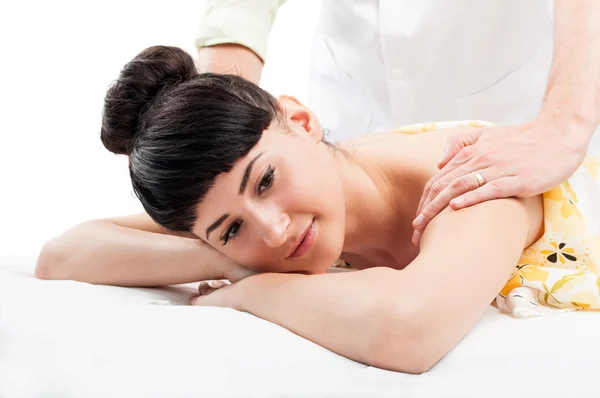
[192,97,346,274]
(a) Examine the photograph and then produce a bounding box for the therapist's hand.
[412,118,591,245]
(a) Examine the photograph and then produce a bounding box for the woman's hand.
[190,278,247,310]
[190,255,260,309]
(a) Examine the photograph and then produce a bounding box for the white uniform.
[196,0,555,142]
[308,0,554,141]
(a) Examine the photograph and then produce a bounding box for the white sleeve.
[194,0,287,61]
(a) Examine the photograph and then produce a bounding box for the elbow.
[35,239,68,280]
[35,220,100,281]
[368,306,440,374]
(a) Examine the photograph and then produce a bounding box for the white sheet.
[1,255,599,398]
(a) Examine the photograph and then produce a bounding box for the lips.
[287,218,316,259]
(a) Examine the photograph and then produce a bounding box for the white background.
[0,0,320,256]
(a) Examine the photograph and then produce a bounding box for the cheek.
[224,235,275,270]
[282,162,337,210]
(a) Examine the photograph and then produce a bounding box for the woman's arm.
[400,195,543,369]
[35,213,254,286]
[224,196,542,373]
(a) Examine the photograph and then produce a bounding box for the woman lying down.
[36,46,600,374]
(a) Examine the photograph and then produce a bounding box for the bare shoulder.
[340,127,544,248]
[339,127,479,183]
[422,195,543,256]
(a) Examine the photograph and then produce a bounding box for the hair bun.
[100,45,197,155]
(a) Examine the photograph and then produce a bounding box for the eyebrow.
[205,152,264,240]
[239,152,263,195]
[205,214,229,241]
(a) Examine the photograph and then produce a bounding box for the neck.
[333,148,400,257]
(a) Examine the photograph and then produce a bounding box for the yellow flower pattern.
[393,120,600,318]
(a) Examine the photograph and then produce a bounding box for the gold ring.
[472,171,485,187]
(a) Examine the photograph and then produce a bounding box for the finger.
[411,229,422,246]
[415,169,490,235]
[206,280,225,288]
[210,280,229,288]
[450,176,523,210]
[189,294,200,305]
[419,128,485,215]
[198,281,213,295]
[437,129,483,169]
[416,159,478,219]
[437,137,464,169]
[416,188,428,218]
[190,292,217,306]
[418,146,476,216]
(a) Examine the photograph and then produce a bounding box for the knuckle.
[457,147,474,162]
[451,177,469,191]
[421,205,436,220]
[430,181,445,196]
[477,152,489,165]
[488,180,504,194]
[424,179,435,193]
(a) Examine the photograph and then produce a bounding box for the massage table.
[1,255,599,398]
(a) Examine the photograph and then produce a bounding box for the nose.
[246,203,291,248]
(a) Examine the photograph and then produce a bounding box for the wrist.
[538,91,598,135]
[236,272,262,312]
[236,272,301,312]
[535,107,596,151]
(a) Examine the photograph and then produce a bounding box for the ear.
[277,95,323,142]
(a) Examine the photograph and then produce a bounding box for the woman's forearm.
[540,0,600,135]
[35,220,231,286]
[239,267,423,373]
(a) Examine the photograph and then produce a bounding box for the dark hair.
[100,45,281,233]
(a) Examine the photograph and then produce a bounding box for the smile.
[288,218,316,258]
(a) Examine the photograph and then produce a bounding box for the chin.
[314,249,345,274]
[303,262,334,275]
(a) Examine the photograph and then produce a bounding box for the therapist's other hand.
[412,118,590,245]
